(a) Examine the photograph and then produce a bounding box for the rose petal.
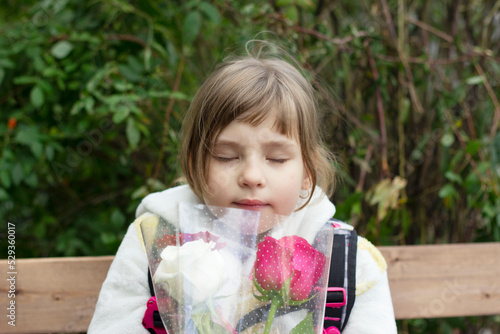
[254,236,293,291]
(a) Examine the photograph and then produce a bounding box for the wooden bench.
[1,243,499,333]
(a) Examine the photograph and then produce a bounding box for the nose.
[238,159,266,189]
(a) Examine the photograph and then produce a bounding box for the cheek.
[206,166,232,192]
[274,176,304,214]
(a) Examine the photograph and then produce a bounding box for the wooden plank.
[0,256,114,334]
[379,243,500,319]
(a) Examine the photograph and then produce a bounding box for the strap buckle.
[325,287,346,308]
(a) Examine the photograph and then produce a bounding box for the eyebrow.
[214,139,298,150]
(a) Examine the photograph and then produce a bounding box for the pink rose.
[280,236,326,301]
[254,236,294,291]
[253,236,326,301]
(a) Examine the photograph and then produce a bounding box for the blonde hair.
[180,52,336,209]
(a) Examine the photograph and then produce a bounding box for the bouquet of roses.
[140,203,334,334]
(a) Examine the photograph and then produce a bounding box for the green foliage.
[1,0,499,250]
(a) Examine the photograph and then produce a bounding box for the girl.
[89,47,397,333]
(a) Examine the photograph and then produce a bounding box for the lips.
[233,199,269,210]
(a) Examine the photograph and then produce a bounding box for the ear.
[302,169,312,191]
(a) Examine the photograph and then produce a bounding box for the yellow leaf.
[366,177,407,220]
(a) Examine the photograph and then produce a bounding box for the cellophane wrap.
[140,202,334,334]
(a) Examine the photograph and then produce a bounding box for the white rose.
[153,239,226,305]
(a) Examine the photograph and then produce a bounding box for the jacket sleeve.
[342,237,397,334]
[88,220,151,334]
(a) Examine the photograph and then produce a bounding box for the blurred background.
[0,0,499,332]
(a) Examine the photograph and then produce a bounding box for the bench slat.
[379,243,500,319]
[0,256,114,334]
[1,243,499,333]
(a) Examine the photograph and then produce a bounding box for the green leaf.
[13,76,39,85]
[125,55,144,76]
[191,311,230,334]
[100,232,117,245]
[399,98,411,123]
[0,58,15,68]
[51,40,74,59]
[0,170,11,188]
[126,118,140,149]
[147,90,189,100]
[440,133,455,147]
[30,141,43,158]
[199,2,220,24]
[112,106,130,123]
[14,125,41,145]
[444,171,463,184]
[84,96,95,114]
[113,81,133,92]
[24,173,38,187]
[110,209,126,228]
[288,292,316,306]
[465,140,481,155]
[482,202,496,218]
[131,185,148,200]
[30,85,45,108]
[45,145,55,161]
[253,293,271,302]
[183,11,202,44]
[466,76,483,85]
[284,6,299,22]
[252,269,270,295]
[438,183,459,199]
[11,163,24,186]
[296,0,315,8]
[0,68,4,86]
[0,188,9,201]
[477,161,491,173]
[118,64,142,82]
[290,312,315,334]
[70,100,85,115]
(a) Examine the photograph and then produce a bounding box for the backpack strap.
[148,267,154,296]
[324,220,357,332]
[143,268,167,334]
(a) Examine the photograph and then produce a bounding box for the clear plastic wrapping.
[140,203,334,334]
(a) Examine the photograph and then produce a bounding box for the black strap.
[235,299,317,332]
[148,267,154,296]
[323,228,357,331]
[323,232,345,329]
[147,268,164,330]
[344,229,357,330]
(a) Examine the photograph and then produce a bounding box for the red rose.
[280,236,326,301]
[253,236,294,291]
[253,236,326,301]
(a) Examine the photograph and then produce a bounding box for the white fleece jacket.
[88,185,397,333]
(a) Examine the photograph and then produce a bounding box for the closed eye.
[216,156,237,162]
[268,158,288,164]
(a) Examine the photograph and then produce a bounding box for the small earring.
[300,189,310,199]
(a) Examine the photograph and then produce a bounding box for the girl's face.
[204,115,311,228]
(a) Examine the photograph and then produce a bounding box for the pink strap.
[142,296,168,334]
[324,326,341,334]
